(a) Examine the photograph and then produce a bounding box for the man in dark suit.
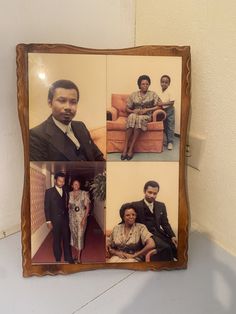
[30,79,104,161]
[44,171,73,263]
[132,180,177,261]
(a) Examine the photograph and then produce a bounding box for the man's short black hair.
[160,75,171,84]
[144,180,160,192]
[119,202,137,223]
[54,171,66,180]
[137,75,151,88]
[48,80,80,103]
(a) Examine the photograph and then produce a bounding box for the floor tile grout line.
[71,271,136,313]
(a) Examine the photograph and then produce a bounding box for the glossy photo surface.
[17,44,190,276]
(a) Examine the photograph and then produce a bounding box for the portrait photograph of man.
[28,53,107,161]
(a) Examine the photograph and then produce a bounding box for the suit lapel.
[53,187,68,210]
[140,200,148,222]
[71,121,94,160]
[45,116,79,160]
[53,186,62,199]
[153,201,160,220]
[154,201,165,231]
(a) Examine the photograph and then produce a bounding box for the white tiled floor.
[0,231,236,314]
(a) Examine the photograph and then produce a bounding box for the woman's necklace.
[124,225,132,238]
[139,91,147,106]
[140,91,146,98]
[73,190,80,201]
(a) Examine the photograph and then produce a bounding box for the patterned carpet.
[32,215,106,264]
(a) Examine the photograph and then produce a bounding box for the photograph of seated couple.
[107,74,177,161]
[107,180,177,263]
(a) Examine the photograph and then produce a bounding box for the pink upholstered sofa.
[107,94,166,153]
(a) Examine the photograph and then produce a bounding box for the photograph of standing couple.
[30,162,106,265]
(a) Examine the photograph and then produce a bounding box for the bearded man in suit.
[44,172,74,263]
[132,180,177,261]
[30,79,104,161]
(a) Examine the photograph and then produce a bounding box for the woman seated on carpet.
[107,203,155,263]
[121,74,160,160]
[68,179,90,263]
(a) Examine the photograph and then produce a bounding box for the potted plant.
[90,171,106,201]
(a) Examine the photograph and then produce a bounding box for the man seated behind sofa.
[29,79,104,161]
[132,180,177,261]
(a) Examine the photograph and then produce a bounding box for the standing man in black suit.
[132,180,177,261]
[44,171,73,263]
[30,79,104,161]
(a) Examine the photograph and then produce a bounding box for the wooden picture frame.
[16,44,190,276]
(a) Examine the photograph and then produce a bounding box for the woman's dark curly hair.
[119,203,137,223]
[137,75,151,89]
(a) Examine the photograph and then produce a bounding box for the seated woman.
[107,203,155,263]
[121,74,160,160]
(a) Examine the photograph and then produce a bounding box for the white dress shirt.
[159,88,175,109]
[55,185,63,197]
[144,199,154,213]
[52,117,80,149]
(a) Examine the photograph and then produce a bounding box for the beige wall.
[106,162,179,234]
[29,53,106,130]
[0,0,135,238]
[106,55,182,133]
[136,0,236,256]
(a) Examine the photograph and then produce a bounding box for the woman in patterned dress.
[107,203,155,263]
[121,75,160,160]
[68,179,90,262]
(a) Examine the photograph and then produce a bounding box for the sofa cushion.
[107,117,127,130]
[111,94,129,117]
[107,118,163,131]
[147,121,164,131]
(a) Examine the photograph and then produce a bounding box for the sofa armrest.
[152,109,166,122]
[145,249,157,262]
[107,107,118,121]
[89,126,106,157]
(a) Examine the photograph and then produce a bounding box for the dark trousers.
[52,215,72,262]
[152,235,177,261]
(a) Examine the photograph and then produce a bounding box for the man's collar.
[52,116,72,133]
[55,185,62,190]
[144,198,154,209]
[55,185,63,196]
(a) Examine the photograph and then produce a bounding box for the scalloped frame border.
[16,44,191,277]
